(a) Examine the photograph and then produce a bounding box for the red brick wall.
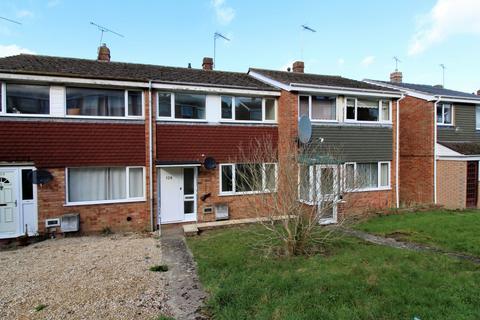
[339,190,394,219]
[399,96,435,204]
[0,120,146,168]
[37,168,150,234]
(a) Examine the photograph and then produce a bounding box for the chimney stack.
[477,89,480,96]
[390,71,403,83]
[292,61,304,73]
[434,84,443,89]
[202,57,213,71]
[97,43,111,62]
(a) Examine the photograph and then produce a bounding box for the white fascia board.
[248,71,291,91]
[151,82,280,96]
[436,143,463,157]
[0,73,148,88]
[435,96,480,104]
[363,79,434,101]
[290,85,402,98]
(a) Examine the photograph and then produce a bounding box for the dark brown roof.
[249,68,398,92]
[439,142,480,155]
[0,54,278,91]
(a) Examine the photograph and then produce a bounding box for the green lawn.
[187,226,480,320]
[356,210,480,256]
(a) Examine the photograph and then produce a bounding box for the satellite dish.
[204,157,217,170]
[29,170,54,185]
[298,115,312,144]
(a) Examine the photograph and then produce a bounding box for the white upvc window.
[220,96,277,123]
[1,83,50,115]
[476,106,480,130]
[157,92,207,121]
[66,166,145,205]
[437,103,453,125]
[345,98,392,123]
[343,161,390,191]
[298,95,337,122]
[65,87,144,119]
[219,163,277,196]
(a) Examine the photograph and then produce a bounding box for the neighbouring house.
[0,46,280,239]
[249,61,402,223]
[367,71,480,209]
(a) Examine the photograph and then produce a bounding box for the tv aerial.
[213,32,230,69]
[301,24,316,33]
[440,64,446,87]
[90,21,124,46]
[300,24,316,60]
[0,16,22,25]
[393,56,401,71]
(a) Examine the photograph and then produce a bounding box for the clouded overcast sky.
[1,0,479,93]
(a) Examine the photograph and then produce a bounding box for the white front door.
[0,169,19,237]
[159,167,197,224]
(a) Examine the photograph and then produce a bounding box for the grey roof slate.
[0,54,278,91]
[371,80,480,100]
[250,68,398,92]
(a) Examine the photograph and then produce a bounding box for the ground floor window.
[67,167,145,204]
[344,161,390,191]
[219,163,277,195]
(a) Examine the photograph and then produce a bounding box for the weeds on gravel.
[150,264,168,272]
[34,304,47,312]
[101,227,113,236]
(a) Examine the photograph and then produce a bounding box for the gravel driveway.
[0,234,172,320]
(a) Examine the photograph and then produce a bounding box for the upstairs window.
[5,84,50,115]
[221,96,276,122]
[298,95,337,121]
[66,87,143,118]
[345,98,391,123]
[157,92,206,120]
[437,103,452,125]
[476,106,480,130]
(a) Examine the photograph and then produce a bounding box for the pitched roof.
[369,80,480,100]
[249,68,398,92]
[439,141,480,155]
[0,54,278,91]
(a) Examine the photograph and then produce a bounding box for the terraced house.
[367,71,480,209]
[0,46,280,239]
[250,62,402,223]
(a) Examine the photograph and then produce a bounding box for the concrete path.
[160,226,208,320]
[343,228,480,264]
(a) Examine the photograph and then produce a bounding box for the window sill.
[219,190,274,197]
[311,119,338,123]
[64,198,146,207]
[220,120,277,124]
[344,120,392,125]
[0,113,51,118]
[346,187,391,193]
[437,123,454,127]
[156,118,207,123]
[65,115,144,120]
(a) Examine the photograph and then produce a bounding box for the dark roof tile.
[439,141,480,155]
[371,80,480,100]
[250,68,398,92]
[0,54,277,91]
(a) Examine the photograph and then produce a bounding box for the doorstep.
[182,215,290,236]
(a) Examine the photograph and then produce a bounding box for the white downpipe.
[148,81,155,232]
[396,95,404,207]
[433,97,441,204]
